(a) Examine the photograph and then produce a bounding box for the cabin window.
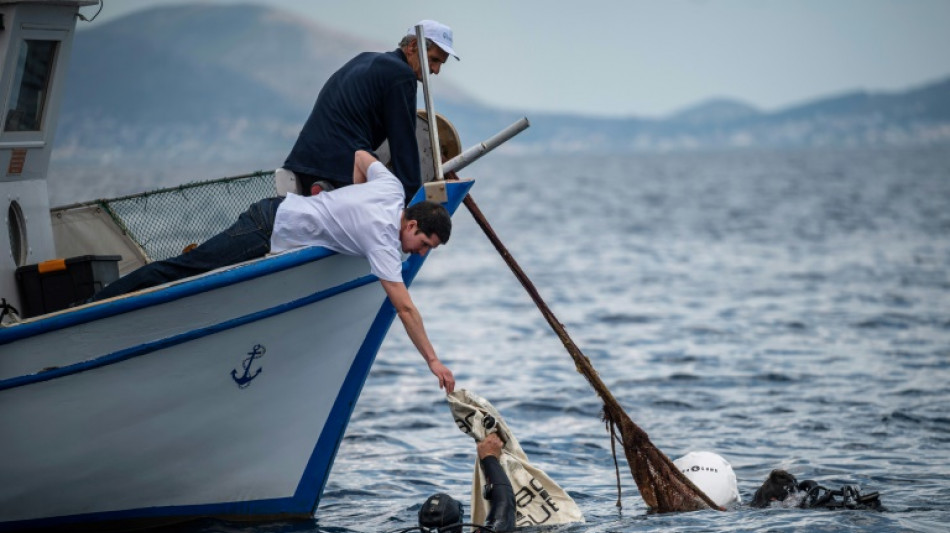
[4,39,58,132]
[7,201,28,266]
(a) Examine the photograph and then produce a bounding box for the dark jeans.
[90,197,284,302]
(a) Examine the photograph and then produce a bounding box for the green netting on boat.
[99,171,277,261]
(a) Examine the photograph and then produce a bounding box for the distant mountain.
[667,99,761,126]
[55,4,394,167]
[457,76,950,154]
[49,3,950,201]
[51,3,493,201]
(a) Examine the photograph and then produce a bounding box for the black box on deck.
[15,255,121,318]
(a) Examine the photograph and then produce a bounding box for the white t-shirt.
[270,162,406,282]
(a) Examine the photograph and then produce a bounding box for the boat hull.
[0,180,474,530]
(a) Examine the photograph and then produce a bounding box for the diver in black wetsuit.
[751,469,884,511]
[394,433,515,533]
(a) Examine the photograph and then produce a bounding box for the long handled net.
[463,194,724,513]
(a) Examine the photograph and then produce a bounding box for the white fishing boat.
[0,183,472,531]
[0,1,526,530]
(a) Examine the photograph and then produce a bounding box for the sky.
[78,0,950,118]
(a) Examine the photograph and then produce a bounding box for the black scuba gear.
[751,469,883,511]
[797,480,883,511]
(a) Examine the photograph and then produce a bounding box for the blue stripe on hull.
[0,245,337,346]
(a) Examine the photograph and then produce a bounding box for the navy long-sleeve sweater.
[284,48,421,200]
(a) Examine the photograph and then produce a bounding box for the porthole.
[8,200,28,266]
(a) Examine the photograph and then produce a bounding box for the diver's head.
[418,493,463,532]
[751,469,799,508]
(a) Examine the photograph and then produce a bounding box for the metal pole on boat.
[443,117,530,175]
[415,24,448,203]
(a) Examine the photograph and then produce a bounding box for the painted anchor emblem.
[231,344,265,388]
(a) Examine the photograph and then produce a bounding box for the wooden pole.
[462,194,724,513]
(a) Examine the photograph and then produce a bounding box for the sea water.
[181,146,950,532]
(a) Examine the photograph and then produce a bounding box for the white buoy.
[673,451,741,507]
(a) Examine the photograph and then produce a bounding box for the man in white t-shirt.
[273,150,455,392]
[89,151,457,393]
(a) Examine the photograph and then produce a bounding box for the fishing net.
[463,195,724,513]
[69,171,276,262]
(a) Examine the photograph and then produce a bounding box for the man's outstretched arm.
[380,279,455,393]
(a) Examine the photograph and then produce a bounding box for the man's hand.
[477,432,504,459]
[428,359,455,394]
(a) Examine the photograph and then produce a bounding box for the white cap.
[407,20,459,60]
[673,451,741,508]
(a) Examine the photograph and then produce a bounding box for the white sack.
[447,389,584,527]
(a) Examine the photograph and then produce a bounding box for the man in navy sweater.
[283,20,459,203]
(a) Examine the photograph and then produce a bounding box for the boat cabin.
[0,0,97,319]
